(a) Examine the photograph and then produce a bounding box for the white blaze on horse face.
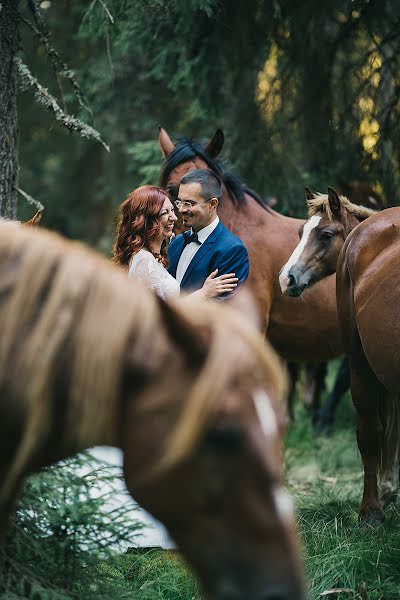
[273,486,294,524]
[253,390,277,438]
[279,215,322,293]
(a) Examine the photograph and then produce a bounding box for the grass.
[286,362,400,600]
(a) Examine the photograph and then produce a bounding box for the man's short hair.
[180,169,222,201]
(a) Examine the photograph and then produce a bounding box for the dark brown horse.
[279,189,400,523]
[159,128,341,356]
[0,220,304,599]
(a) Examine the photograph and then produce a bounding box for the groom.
[168,169,249,299]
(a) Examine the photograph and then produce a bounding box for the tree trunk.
[296,17,336,177]
[0,1,20,218]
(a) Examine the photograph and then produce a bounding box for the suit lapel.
[181,223,224,287]
[168,236,185,277]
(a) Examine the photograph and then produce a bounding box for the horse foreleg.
[314,357,350,434]
[303,362,327,413]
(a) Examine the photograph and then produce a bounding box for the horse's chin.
[285,284,307,298]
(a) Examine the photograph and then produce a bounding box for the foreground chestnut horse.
[159,128,341,365]
[0,221,304,599]
[280,189,400,523]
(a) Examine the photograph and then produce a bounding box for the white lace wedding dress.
[128,249,180,300]
[124,248,179,548]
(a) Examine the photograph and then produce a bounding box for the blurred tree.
[0,1,20,217]
[5,0,400,236]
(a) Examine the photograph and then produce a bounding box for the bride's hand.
[201,269,238,299]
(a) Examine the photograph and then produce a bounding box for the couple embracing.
[113,169,249,301]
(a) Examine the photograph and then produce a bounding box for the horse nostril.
[287,273,295,288]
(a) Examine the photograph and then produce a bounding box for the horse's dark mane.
[159,138,268,210]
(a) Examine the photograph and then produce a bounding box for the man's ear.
[209,197,219,210]
[327,187,342,217]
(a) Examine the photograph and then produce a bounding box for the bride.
[111,185,236,548]
[112,185,237,299]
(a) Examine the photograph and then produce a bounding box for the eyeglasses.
[174,198,216,209]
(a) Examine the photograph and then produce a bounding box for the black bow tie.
[183,231,202,246]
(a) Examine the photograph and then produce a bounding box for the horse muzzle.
[282,266,310,297]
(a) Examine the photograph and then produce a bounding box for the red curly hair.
[113,185,170,268]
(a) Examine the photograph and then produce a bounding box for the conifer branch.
[15,58,110,152]
[16,187,44,212]
[23,0,94,122]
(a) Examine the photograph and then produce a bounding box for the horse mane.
[0,222,286,498]
[307,193,377,221]
[159,138,269,210]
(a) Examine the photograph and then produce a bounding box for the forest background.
[2,0,399,246]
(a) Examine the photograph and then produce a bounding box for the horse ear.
[304,187,316,201]
[204,129,224,158]
[159,127,175,158]
[327,187,341,217]
[24,209,43,227]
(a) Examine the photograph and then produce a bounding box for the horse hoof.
[380,485,398,508]
[359,508,385,527]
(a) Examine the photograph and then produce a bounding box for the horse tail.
[378,391,400,503]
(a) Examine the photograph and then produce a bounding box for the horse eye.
[320,231,333,241]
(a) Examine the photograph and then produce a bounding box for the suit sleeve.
[214,243,250,300]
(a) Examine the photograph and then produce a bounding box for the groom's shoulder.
[168,232,185,251]
[217,222,247,249]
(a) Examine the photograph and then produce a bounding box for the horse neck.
[343,210,364,239]
[218,186,275,226]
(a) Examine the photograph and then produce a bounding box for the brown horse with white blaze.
[0,220,304,599]
[159,128,342,365]
[279,188,400,524]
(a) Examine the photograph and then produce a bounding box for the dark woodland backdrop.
[2,0,399,248]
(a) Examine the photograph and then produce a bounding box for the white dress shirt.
[176,216,219,284]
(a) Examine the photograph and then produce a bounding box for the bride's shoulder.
[129,248,158,273]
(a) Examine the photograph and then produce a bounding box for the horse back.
[338,207,400,392]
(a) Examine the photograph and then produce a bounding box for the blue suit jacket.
[168,221,249,298]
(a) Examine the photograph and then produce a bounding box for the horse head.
[279,187,375,297]
[121,295,304,600]
[0,221,304,599]
[159,127,226,234]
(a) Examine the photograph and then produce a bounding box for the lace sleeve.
[128,251,168,300]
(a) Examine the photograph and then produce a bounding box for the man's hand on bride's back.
[201,269,238,299]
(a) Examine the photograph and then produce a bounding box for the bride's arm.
[129,252,167,300]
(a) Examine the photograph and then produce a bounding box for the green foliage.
[15,1,400,238]
[287,365,400,600]
[121,549,200,599]
[1,453,143,599]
